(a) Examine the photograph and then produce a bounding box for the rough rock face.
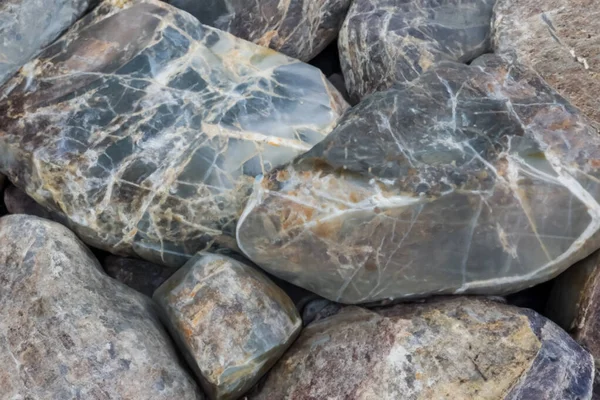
[493,0,600,129]
[166,0,352,61]
[4,184,54,219]
[0,0,347,268]
[0,215,203,399]
[251,297,594,400]
[237,55,600,304]
[0,0,98,86]
[103,255,177,297]
[339,0,496,102]
[154,253,301,400]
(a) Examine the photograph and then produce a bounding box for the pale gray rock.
[251,297,594,400]
[0,0,348,268]
[154,253,301,400]
[0,0,98,86]
[0,215,203,399]
[237,55,600,304]
[166,0,352,61]
[493,0,600,129]
[339,0,496,102]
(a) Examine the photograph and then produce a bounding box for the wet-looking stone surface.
[237,55,600,304]
[0,215,203,399]
[0,0,347,267]
[154,253,301,400]
[251,297,593,399]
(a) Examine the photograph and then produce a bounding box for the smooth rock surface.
[154,253,302,400]
[166,0,352,61]
[0,215,203,399]
[339,0,496,102]
[493,0,600,129]
[237,56,600,304]
[251,297,594,400]
[0,0,97,86]
[103,255,177,297]
[4,184,54,219]
[0,0,347,268]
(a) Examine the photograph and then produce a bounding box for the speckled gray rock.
[4,184,53,219]
[154,253,301,400]
[493,0,600,130]
[251,297,594,400]
[237,55,600,304]
[0,0,348,268]
[0,215,203,399]
[0,0,98,86]
[103,255,177,297]
[166,0,352,61]
[339,0,496,102]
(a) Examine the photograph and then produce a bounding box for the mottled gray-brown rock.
[339,0,496,102]
[166,0,352,61]
[0,0,347,268]
[493,0,600,129]
[4,184,53,219]
[0,0,98,86]
[237,55,600,304]
[251,297,594,400]
[0,215,203,399]
[154,253,301,400]
[103,255,177,297]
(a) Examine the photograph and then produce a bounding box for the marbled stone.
[166,0,352,62]
[237,55,600,304]
[0,0,347,268]
[153,253,302,400]
[0,0,98,86]
[0,215,203,399]
[4,184,53,219]
[493,0,600,129]
[252,297,593,400]
[103,255,177,297]
[339,0,496,102]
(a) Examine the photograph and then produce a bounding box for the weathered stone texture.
[339,0,495,102]
[0,0,347,268]
[237,56,600,303]
[493,0,600,129]
[251,297,593,400]
[154,253,301,400]
[166,0,352,61]
[0,215,203,399]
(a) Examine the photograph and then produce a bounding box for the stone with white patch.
[237,55,600,304]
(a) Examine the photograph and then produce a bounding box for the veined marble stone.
[0,0,98,86]
[153,253,301,400]
[0,0,347,267]
[251,297,594,400]
[493,0,600,130]
[237,55,600,304]
[165,0,352,62]
[339,0,496,102]
[0,215,203,399]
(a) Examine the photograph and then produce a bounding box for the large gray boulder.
[0,215,203,399]
[154,253,301,400]
[251,297,594,400]
[0,0,97,86]
[0,0,348,268]
[339,0,495,102]
[166,0,352,61]
[237,55,600,303]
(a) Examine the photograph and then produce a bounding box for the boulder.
[0,0,97,86]
[493,0,600,129]
[0,215,203,399]
[339,0,495,102]
[166,0,352,61]
[237,55,600,304]
[154,253,301,400]
[0,0,347,268]
[251,297,594,400]
[103,255,177,297]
